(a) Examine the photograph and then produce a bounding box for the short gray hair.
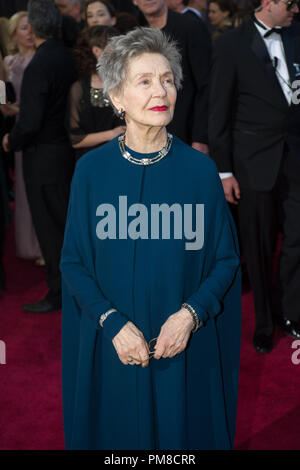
[97,27,183,96]
[28,0,61,40]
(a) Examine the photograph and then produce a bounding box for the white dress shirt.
[181,7,202,19]
[254,16,292,104]
[219,15,291,181]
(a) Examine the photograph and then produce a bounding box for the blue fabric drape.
[60,136,241,450]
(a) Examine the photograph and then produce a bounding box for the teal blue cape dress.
[60,136,241,450]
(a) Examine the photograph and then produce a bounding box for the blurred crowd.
[0,0,255,291]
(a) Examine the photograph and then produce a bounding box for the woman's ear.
[111,16,117,26]
[92,45,102,59]
[109,92,122,113]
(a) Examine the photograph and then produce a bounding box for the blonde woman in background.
[4,12,44,264]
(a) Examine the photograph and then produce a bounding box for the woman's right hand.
[110,125,126,140]
[112,321,150,367]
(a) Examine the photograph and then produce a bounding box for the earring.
[118,108,125,120]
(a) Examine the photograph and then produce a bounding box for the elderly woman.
[60,27,241,450]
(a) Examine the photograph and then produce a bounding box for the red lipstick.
[150,106,168,112]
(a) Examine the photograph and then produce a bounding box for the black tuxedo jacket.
[8,39,77,184]
[183,8,211,30]
[209,18,300,191]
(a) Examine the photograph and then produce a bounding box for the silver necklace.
[118,133,173,166]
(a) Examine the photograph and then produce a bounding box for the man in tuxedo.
[166,0,211,29]
[166,0,203,17]
[55,0,85,30]
[2,0,77,312]
[134,0,211,153]
[186,0,208,15]
[209,0,300,353]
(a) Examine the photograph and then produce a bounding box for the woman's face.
[86,1,116,27]
[14,16,35,50]
[208,3,229,27]
[111,53,177,130]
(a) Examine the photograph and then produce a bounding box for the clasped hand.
[112,308,194,368]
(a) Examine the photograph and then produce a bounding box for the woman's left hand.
[154,308,194,359]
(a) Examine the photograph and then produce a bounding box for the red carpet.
[0,222,300,450]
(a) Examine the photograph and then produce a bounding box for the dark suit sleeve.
[186,20,212,144]
[208,36,237,172]
[8,62,49,151]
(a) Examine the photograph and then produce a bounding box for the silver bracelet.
[99,308,117,328]
[182,303,202,332]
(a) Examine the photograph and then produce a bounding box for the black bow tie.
[264,27,283,38]
[252,15,283,38]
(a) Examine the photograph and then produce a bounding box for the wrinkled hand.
[222,176,241,205]
[110,125,126,140]
[191,142,209,155]
[154,308,194,359]
[112,321,150,367]
[2,133,9,152]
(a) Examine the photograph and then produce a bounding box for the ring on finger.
[128,357,141,365]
